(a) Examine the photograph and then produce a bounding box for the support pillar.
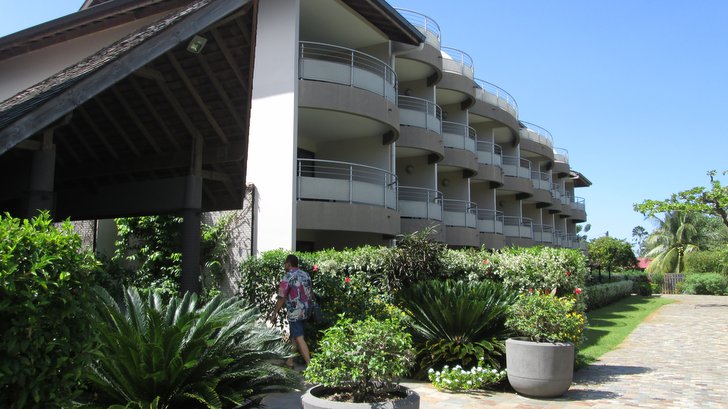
[181,134,203,295]
[25,130,56,218]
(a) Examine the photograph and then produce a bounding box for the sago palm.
[84,287,297,409]
[645,211,701,274]
[396,280,517,373]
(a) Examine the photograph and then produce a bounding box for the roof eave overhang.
[342,0,425,46]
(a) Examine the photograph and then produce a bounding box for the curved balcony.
[398,96,441,133]
[552,147,570,178]
[442,121,476,153]
[570,196,587,222]
[502,155,531,179]
[554,148,569,164]
[398,186,443,221]
[395,9,441,49]
[441,47,474,79]
[519,121,555,160]
[296,159,397,209]
[503,216,533,239]
[473,141,503,186]
[554,230,566,247]
[478,209,504,234]
[443,199,477,228]
[299,41,397,103]
[438,47,476,107]
[533,224,554,244]
[531,171,552,191]
[475,79,518,118]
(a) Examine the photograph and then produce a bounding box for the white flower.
[428,368,434,373]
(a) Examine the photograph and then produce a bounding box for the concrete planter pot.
[505,337,575,398]
[301,384,420,409]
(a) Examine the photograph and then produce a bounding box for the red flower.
[483,259,489,265]
[313,264,318,272]
[575,287,582,295]
[345,277,351,284]
[528,288,533,294]
[566,271,571,277]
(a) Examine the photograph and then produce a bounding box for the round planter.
[505,337,575,398]
[301,384,420,409]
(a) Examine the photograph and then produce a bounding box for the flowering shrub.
[428,360,507,391]
[505,292,587,345]
[491,247,588,297]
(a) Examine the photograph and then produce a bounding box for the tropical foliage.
[397,280,517,372]
[0,213,100,409]
[384,227,446,292]
[304,315,414,403]
[506,292,587,345]
[427,360,507,391]
[680,273,728,295]
[588,236,638,277]
[84,287,296,409]
[643,212,702,274]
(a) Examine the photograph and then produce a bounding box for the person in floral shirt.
[269,254,313,367]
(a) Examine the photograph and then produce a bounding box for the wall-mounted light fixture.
[441,178,450,187]
[404,88,412,96]
[405,164,414,174]
[186,35,208,54]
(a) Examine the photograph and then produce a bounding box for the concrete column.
[25,131,56,218]
[246,0,300,253]
[181,174,202,295]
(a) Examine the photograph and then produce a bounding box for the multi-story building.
[247,0,590,254]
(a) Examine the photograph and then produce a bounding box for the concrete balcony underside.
[529,188,553,207]
[299,80,400,139]
[520,138,555,161]
[445,226,480,247]
[481,232,506,249]
[552,161,570,178]
[297,201,400,236]
[441,148,478,176]
[469,99,520,134]
[472,163,504,186]
[397,126,444,161]
[396,43,442,84]
[506,236,536,247]
[560,204,574,218]
[571,208,587,222]
[400,219,446,242]
[438,72,475,108]
[501,176,534,198]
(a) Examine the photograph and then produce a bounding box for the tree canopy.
[634,170,728,228]
[588,236,637,274]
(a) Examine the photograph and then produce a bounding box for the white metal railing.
[520,121,554,148]
[531,170,552,191]
[441,46,474,79]
[474,78,518,119]
[573,196,586,211]
[398,95,442,134]
[503,216,533,239]
[553,147,569,164]
[532,224,554,243]
[567,235,580,249]
[554,230,565,246]
[398,186,443,221]
[502,155,531,178]
[299,41,397,103]
[395,8,441,48]
[477,209,504,234]
[442,121,476,152]
[297,159,397,210]
[562,191,572,205]
[442,199,477,228]
[476,141,503,166]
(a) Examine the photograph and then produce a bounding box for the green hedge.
[585,280,634,310]
[684,251,728,274]
[680,273,728,295]
[0,213,100,408]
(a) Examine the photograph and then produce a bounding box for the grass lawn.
[577,295,675,366]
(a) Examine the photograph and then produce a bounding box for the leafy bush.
[584,281,634,310]
[304,315,414,403]
[587,236,638,273]
[438,248,493,281]
[85,287,297,408]
[505,292,587,345]
[397,280,517,373]
[385,227,446,292]
[680,273,728,295]
[684,250,728,274]
[427,360,507,391]
[0,213,99,409]
[491,246,588,298]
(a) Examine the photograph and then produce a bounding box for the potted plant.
[301,315,419,408]
[504,290,587,398]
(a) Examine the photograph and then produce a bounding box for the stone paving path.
[262,295,728,408]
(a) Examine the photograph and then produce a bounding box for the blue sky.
[2,0,727,243]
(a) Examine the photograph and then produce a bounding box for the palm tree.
[644,212,702,274]
[632,225,649,256]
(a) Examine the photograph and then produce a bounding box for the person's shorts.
[289,319,305,338]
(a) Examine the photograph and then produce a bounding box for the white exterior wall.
[246,0,300,254]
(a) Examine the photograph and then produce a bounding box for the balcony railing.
[442,199,477,228]
[572,196,586,211]
[553,147,569,164]
[520,121,554,148]
[398,95,442,134]
[561,191,572,205]
[395,8,441,49]
[297,159,397,210]
[533,224,554,243]
[476,141,503,166]
[474,78,518,119]
[502,155,531,179]
[398,186,443,221]
[442,121,476,152]
[477,209,504,234]
[441,46,474,79]
[531,170,552,191]
[299,41,397,103]
[503,216,533,239]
